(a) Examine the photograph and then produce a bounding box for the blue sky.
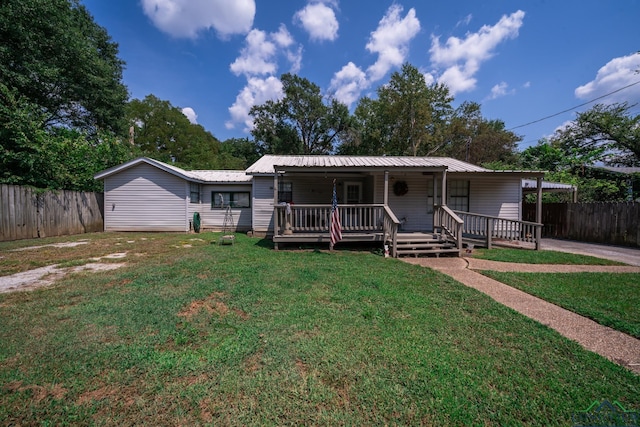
[83,0,640,150]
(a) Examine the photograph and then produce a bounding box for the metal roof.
[94,157,249,183]
[595,166,640,175]
[522,179,576,192]
[245,155,492,174]
[189,170,252,182]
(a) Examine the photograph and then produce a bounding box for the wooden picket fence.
[524,202,639,247]
[0,184,104,242]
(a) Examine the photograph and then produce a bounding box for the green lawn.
[473,247,623,265]
[482,271,640,339]
[1,233,638,425]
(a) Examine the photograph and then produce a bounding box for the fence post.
[486,217,493,249]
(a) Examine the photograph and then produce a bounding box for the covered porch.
[267,161,544,257]
[243,155,545,257]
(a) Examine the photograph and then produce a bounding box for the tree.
[519,138,631,202]
[250,73,351,154]
[0,0,128,135]
[377,64,453,156]
[339,63,453,156]
[441,101,521,166]
[553,103,640,167]
[220,138,264,169]
[0,84,132,190]
[127,95,234,169]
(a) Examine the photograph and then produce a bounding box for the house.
[94,157,252,232]
[95,155,546,256]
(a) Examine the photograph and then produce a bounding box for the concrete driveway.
[541,238,640,266]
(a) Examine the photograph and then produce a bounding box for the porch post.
[273,172,279,242]
[441,169,448,206]
[535,175,543,250]
[383,170,389,205]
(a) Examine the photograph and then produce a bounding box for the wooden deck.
[271,204,542,257]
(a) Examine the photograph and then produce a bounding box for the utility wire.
[508,79,640,131]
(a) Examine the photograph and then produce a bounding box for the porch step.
[393,233,460,257]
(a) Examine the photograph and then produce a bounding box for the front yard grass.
[473,247,623,265]
[1,233,638,425]
[482,271,640,339]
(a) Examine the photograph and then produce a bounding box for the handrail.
[453,210,543,250]
[382,205,400,258]
[434,205,463,252]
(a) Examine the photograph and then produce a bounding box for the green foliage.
[520,133,634,201]
[554,102,640,167]
[341,64,454,156]
[0,0,133,191]
[250,73,351,154]
[220,138,264,169]
[127,94,244,169]
[0,84,131,191]
[443,101,521,165]
[339,64,521,163]
[0,0,128,134]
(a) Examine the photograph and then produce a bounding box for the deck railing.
[274,204,386,235]
[434,205,463,252]
[453,210,543,250]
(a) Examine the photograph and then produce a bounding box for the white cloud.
[230,29,278,77]
[429,10,525,95]
[455,14,473,28]
[227,25,303,130]
[486,81,514,100]
[366,5,421,82]
[181,107,198,124]
[327,5,420,108]
[141,0,255,38]
[226,77,284,131]
[294,2,339,42]
[575,52,640,103]
[329,62,368,106]
[272,24,294,48]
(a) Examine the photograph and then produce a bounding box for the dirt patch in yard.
[0,257,127,294]
[178,292,250,320]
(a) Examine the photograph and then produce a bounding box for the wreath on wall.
[393,180,409,196]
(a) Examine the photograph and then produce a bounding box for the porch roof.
[247,155,483,174]
[245,155,544,177]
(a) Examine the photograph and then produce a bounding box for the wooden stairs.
[394,232,460,257]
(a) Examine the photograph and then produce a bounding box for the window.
[190,183,200,203]
[278,181,293,203]
[212,192,251,208]
[448,180,469,212]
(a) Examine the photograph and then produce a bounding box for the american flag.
[330,180,342,247]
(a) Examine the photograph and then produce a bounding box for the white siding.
[374,173,433,231]
[252,176,275,233]
[188,184,252,231]
[104,163,188,231]
[467,175,522,220]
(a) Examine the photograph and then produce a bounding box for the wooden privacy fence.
[0,184,104,242]
[524,202,639,247]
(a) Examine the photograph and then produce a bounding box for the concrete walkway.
[402,256,640,374]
